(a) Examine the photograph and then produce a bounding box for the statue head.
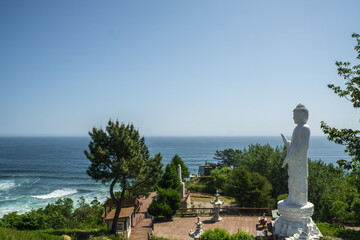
[293,104,308,124]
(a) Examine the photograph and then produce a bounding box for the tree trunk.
[110,178,126,235]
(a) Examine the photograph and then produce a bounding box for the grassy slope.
[317,223,360,240]
[0,227,63,240]
[0,227,126,240]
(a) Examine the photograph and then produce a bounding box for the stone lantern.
[210,190,223,222]
[189,216,204,240]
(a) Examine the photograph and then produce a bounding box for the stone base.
[274,200,322,240]
[211,214,222,222]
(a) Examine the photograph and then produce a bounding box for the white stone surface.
[274,104,322,240]
[178,164,185,198]
[189,216,204,240]
[281,104,310,207]
[178,164,182,181]
[210,190,223,222]
[274,201,321,240]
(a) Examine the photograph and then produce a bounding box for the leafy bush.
[201,228,254,240]
[210,167,232,191]
[277,193,288,202]
[148,188,181,220]
[0,227,63,240]
[148,201,174,219]
[231,231,253,240]
[188,177,216,194]
[224,166,273,207]
[351,197,360,224]
[215,144,288,199]
[317,222,360,239]
[158,164,181,190]
[73,196,103,227]
[170,154,189,180]
[201,228,231,240]
[0,197,106,231]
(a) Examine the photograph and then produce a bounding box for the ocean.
[0,136,351,217]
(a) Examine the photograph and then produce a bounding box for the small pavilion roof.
[104,207,134,221]
[103,198,138,207]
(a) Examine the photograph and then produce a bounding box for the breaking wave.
[0,180,16,191]
[32,188,78,199]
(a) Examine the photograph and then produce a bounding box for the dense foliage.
[170,154,190,180]
[188,176,216,194]
[205,144,360,224]
[148,188,181,220]
[85,121,163,233]
[214,149,242,168]
[224,166,273,207]
[214,144,288,199]
[158,154,189,189]
[210,167,232,191]
[321,33,360,176]
[158,164,181,190]
[200,228,254,240]
[0,197,103,230]
[317,222,360,240]
[0,227,63,240]
[149,154,187,219]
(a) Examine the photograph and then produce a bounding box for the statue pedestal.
[274,200,322,240]
[211,208,222,222]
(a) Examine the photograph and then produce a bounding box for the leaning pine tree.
[84,121,163,234]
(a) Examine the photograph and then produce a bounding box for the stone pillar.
[178,164,185,198]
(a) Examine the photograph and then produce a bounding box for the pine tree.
[321,33,360,173]
[84,121,163,234]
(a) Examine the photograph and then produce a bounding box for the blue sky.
[0,0,359,136]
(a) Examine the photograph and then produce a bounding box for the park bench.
[181,212,198,217]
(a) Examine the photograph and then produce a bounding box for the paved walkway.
[129,192,156,240]
[153,216,272,240]
[129,217,152,240]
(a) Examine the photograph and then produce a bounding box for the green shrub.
[148,201,174,219]
[277,193,288,202]
[0,211,23,228]
[351,197,360,224]
[224,166,273,207]
[210,167,232,191]
[0,197,106,231]
[201,228,231,240]
[230,230,254,240]
[0,227,63,240]
[74,196,103,227]
[317,222,360,239]
[148,188,181,220]
[188,177,216,194]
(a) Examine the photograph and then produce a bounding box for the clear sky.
[0,0,359,136]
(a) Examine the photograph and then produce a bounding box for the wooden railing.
[176,207,273,217]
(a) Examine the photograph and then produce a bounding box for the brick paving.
[129,192,157,240]
[138,192,157,213]
[129,217,152,240]
[153,216,272,240]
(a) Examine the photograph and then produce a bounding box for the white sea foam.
[32,188,78,199]
[0,180,16,191]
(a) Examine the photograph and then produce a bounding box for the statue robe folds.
[284,123,310,206]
